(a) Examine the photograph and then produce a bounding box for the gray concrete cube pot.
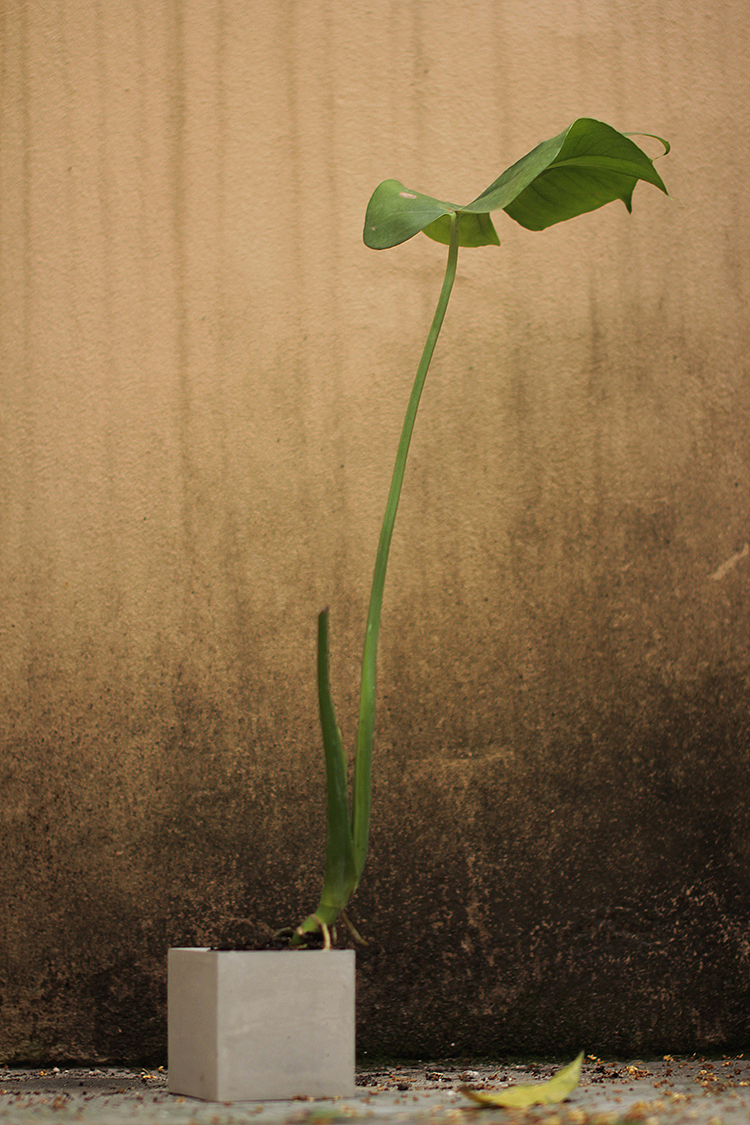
[168,947,356,1102]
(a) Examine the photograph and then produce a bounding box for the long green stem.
[351,211,461,883]
[294,213,460,945]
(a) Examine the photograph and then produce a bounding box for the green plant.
[290,118,668,947]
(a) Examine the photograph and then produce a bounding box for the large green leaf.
[459,1052,584,1108]
[363,119,668,249]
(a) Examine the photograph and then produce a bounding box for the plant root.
[340,910,368,946]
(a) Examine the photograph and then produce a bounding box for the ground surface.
[1,1056,748,1125]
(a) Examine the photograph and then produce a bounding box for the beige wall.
[1,0,749,1060]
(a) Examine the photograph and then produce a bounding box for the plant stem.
[351,211,461,884]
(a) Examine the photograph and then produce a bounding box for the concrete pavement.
[1,1054,749,1125]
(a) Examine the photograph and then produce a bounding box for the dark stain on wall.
[1,448,748,1063]
[354,666,750,1056]
[1,650,748,1063]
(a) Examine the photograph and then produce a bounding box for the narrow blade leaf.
[315,608,357,921]
[459,1052,584,1108]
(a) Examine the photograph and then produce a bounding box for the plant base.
[168,947,355,1102]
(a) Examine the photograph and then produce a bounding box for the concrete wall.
[1,0,748,1061]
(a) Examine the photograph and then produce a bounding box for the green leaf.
[422,210,500,248]
[363,180,499,250]
[491,119,668,231]
[363,119,668,249]
[305,608,357,930]
[459,1052,584,1108]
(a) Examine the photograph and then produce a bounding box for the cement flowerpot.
[168,947,355,1102]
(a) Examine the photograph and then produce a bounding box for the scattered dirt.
[0,1066,168,1095]
[353,1053,750,1095]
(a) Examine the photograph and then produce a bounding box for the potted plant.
[168,118,669,1102]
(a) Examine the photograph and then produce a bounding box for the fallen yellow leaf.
[459,1053,584,1109]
